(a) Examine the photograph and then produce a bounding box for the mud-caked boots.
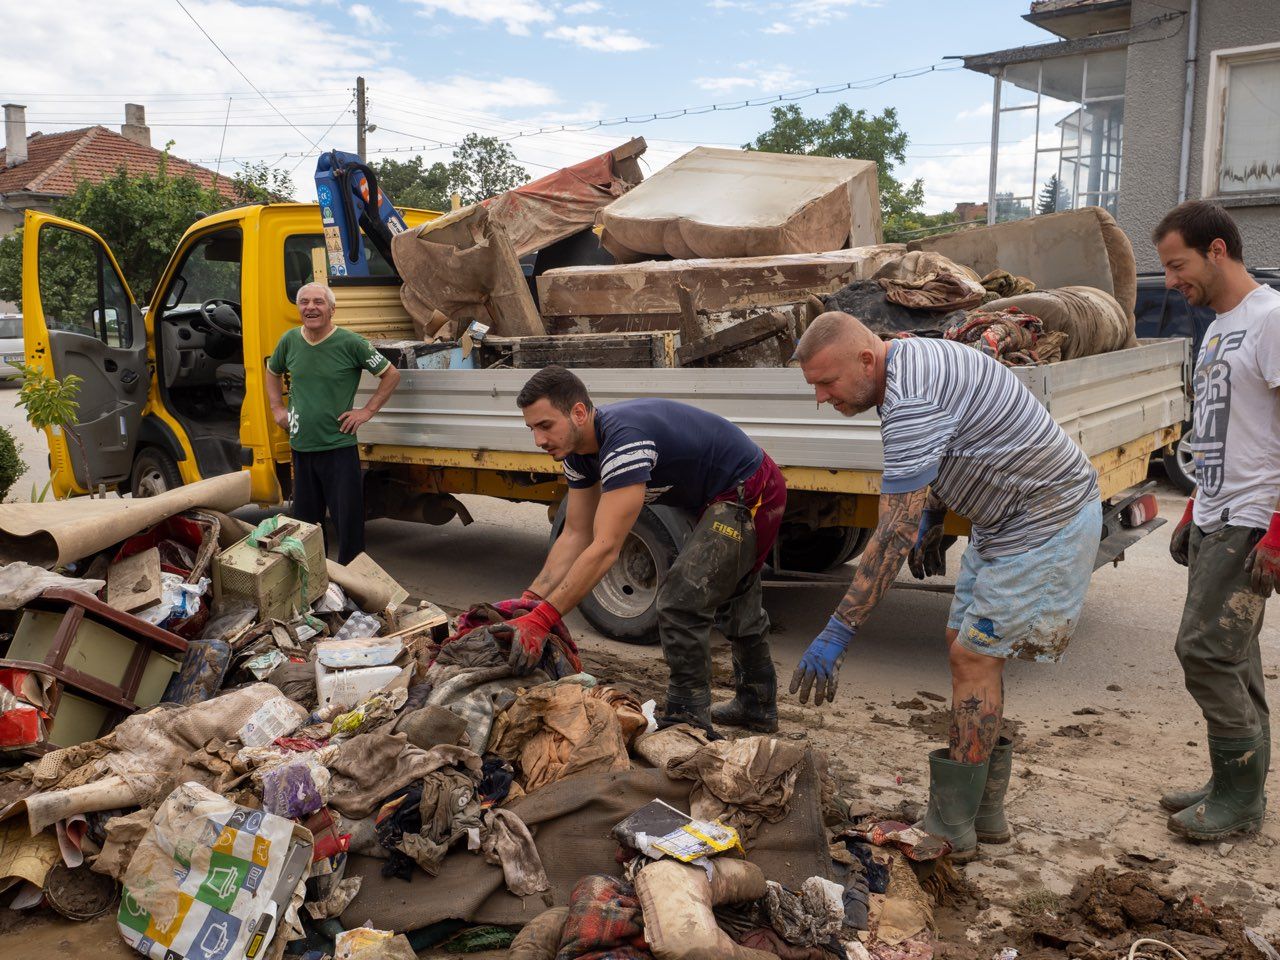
[1167,732,1268,841]
[659,687,718,738]
[1162,720,1270,813]
[917,748,989,863]
[710,653,779,734]
[974,737,1014,844]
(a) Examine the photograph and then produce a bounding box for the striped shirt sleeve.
[563,456,596,489]
[600,436,658,492]
[880,396,956,494]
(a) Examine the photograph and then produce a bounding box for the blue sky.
[5,0,1057,212]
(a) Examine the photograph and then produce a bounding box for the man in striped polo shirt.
[791,311,1101,860]
[502,365,787,735]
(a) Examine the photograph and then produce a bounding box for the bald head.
[794,311,880,364]
[796,311,888,418]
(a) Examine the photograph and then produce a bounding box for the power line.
[288,99,357,175]
[170,0,318,149]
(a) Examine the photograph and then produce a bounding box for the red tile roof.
[0,126,241,201]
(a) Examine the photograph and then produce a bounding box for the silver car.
[0,315,22,386]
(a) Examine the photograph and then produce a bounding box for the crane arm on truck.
[314,150,408,278]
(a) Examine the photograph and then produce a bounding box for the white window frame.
[1200,41,1280,199]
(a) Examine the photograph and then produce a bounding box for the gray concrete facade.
[1115,0,1280,270]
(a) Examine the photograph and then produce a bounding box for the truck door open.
[21,211,147,497]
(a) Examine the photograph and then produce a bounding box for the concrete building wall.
[1118,0,1280,270]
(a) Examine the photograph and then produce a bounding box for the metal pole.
[356,76,367,160]
[988,71,1002,225]
[1177,0,1200,202]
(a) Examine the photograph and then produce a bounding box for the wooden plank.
[106,547,162,613]
[485,332,677,369]
[676,312,789,366]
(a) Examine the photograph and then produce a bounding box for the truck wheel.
[551,505,680,645]
[776,524,871,572]
[1162,424,1196,495]
[130,447,182,498]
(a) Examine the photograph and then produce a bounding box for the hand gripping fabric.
[506,601,564,675]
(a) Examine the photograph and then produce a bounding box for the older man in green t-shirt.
[266,282,401,563]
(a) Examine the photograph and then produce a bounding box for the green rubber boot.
[1161,721,1269,813]
[917,748,989,863]
[1167,733,1267,841]
[974,737,1013,844]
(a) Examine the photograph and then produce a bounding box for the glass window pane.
[37,226,99,338]
[161,229,243,313]
[1219,57,1280,194]
[100,257,132,348]
[1084,49,1127,100]
[284,233,395,304]
[1000,62,1041,108]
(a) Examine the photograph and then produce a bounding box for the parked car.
[1134,268,1280,493]
[0,314,23,387]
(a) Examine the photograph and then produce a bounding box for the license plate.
[2,354,23,365]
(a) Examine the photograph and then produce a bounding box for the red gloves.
[520,589,543,603]
[506,601,564,674]
[1169,498,1194,567]
[1246,512,1280,598]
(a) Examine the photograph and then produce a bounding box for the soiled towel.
[668,737,807,842]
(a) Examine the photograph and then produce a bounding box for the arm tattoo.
[835,487,929,628]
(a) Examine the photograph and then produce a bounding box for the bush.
[0,426,26,501]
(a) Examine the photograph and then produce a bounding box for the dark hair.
[1152,201,1244,262]
[516,364,593,414]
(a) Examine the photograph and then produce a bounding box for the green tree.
[746,104,926,242]
[1037,174,1069,215]
[994,191,1032,223]
[10,360,87,496]
[447,134,530,205]
[0,426,26,502]
[371,155,452,211]
[0,148,296,309]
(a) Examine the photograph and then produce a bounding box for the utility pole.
[356,76,367,160]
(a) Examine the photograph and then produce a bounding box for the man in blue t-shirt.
[496,365,787,735]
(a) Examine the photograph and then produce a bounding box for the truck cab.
[21,204,431,503]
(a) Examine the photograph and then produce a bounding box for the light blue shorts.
[947,499,1102,663]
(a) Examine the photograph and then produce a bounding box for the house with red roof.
[0,103,239,310]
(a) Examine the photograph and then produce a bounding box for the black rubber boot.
[710,656,778,733]
[659,687,719,739]
[1161,720,1269,813]
[917,748,989,863]
[1166,733,1267,841]
[974,737,1013,844]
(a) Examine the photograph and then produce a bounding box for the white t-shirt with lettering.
[1190,284,1280,532]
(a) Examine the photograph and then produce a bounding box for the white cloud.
[562,0,602,12]
[405,0,554,35]
[707,0,742,8]
[695,66,802,94]
[348,3,387,32]
[791,0,880,24]
[761,21,793,34]
[955,101,991,122]
[545,24,650,51]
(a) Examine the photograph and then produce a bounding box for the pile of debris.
[371,139,1140,373]
[1009,866,1280,960]
[0,475,959,959]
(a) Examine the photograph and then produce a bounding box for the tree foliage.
[746,104,927,242]
[10,360,88,494]
[0,147,295,309]
[0,426,26,503]
[371,155,452,211]
[1037,174,1069,215]
[447,134,530,206]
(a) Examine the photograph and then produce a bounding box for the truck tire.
[1162,422,1196,495]
[550,503,687,645]
[130,447,182,498]
[776,524,871,572]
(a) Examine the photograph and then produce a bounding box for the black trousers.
[291,445,365,565]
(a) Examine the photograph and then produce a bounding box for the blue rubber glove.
[789,615,856,706]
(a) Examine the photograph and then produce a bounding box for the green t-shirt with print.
[266,326,390,452]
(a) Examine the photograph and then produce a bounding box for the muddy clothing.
[563,399,763,514]
[267,326,391,452]
[880,337,1098,559]
[291,445,365,565]
[1177,524,1270,739]
[948,498,1100,662]
[1188,284,1280,533]
[657,454,787,731]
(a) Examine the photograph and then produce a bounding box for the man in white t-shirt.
[1154,201,1279,842]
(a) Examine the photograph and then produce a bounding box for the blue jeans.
[947,499,1102,663]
